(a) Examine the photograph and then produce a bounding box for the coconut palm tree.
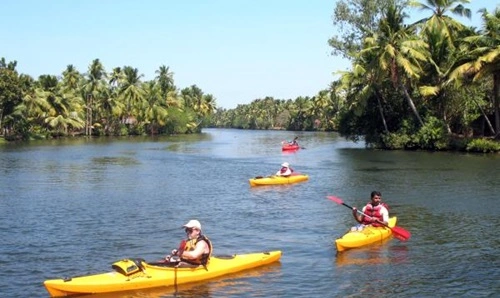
[142,80,168,135]
[449,7,500,136]
[119,66,145,125]
[202,94,217,116]
[61,65,82,91]
[410,0,472,133]
[410,0,471,46]
[36,75,84,136]
[83,59,107,135]
[337,65,390,133]
[361,3,428,126]
[109,67,125,89]
[155,65,175,99]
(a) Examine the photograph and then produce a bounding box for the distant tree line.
[0,58,216,140]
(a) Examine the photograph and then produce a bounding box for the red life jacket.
[361,202,388,226]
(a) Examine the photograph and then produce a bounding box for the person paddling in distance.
[281,136,299,147]
[165,219,212,268]
[275,162,293,177]
[351,191,389,232]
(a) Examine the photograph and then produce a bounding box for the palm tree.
[155,65,175,99]
[410,0,471,48]
[202,94,217,116]
[361,3,428,126]
[449,7,500,136]
[337,65,390,133]
[61,65,82,90]
[119,66,145,125]
[109,67,124,89]
[83,59,107,135]
[142,81,168,135]
[35,75,85,136]
[410,0,472,133]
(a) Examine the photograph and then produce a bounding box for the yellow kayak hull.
[335,217,397,252]
[44,251,281,297]
[249,174,309,186]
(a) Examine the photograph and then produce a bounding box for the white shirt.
[276,167,292,176]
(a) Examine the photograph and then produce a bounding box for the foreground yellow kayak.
[335,217,397,252]
[44,251,281,297]
[249,173,309,186]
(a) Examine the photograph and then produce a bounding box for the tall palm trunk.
[473,97,496,136]
[494,73,500,138]
[399,82,424,127]
[374,87,389,133]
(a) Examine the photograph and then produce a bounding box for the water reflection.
[92,156,140,166]
[83,262,282,298]
[1,128,499,297]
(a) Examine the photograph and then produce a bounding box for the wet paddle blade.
[391,226,411,241]
[327,196,344,205]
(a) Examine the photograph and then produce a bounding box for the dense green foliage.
[209,0,499,152]
[0,58,216,140]
[1,1,499,153]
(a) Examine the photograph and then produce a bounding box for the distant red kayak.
[282,144,300,151]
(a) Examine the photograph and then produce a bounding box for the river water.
[0,128,499,297]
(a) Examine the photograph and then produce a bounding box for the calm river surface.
[1,128,499,297]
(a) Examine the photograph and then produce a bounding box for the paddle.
[161,239,187,263]
[327,196,411,241]
[176,239,187,256]
[254,175,275,179]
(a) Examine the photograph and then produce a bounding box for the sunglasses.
[185,228,197,233]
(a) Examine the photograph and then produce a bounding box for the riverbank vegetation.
[210,0,500,153]
[0,59,216,140]
[1,0,499,152]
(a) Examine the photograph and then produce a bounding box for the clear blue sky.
[1,0,497,109]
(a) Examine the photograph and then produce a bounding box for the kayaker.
[276,162,293,177]
[351,191,389,231]
[166,219,212,268]
[289,136,299,146]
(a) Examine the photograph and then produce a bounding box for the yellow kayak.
[335,217,397,252]
[44,251,281,297]
[249,173,309,186]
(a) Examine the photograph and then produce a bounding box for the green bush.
[381,132,411,149]
[466,139,500,153]
[413,117,448,150]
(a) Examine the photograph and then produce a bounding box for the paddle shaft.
[176,239,187,256]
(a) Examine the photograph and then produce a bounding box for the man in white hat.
[166,219,212,268]
[276,162,293,177]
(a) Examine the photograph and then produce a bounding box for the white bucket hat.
[281,162,289,168]
[183,219,202,230]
